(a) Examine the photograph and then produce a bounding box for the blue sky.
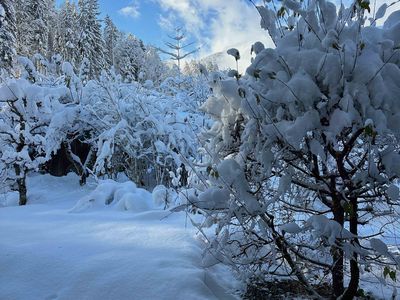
[55,0,272,59]
[55,1,165,48]
[55,0,398,62]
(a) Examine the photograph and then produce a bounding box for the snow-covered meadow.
[0,173,239,300]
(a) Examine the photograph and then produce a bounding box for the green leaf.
[390,270,397,282]
[277,7,286,18]
[360,1,371,13]
[357,289,365,297]
[343,202,353,217]
[364,125,377,137]
[384,266,391,279]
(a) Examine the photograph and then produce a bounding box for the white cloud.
[369,0,400,26]
[154,0,273,62]
[333,0,400,25]
[119,2,140,19]
[154,0,400,68]
[158,14,176,32]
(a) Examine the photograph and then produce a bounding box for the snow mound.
[152,185,169,207]
[0,191,19,207]
[71,180,154,213]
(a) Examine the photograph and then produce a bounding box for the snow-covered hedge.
[0,54,211,206]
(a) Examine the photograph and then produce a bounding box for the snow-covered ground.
[0,174,239,300]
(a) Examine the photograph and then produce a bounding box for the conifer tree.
[114,34,145,82]
[158,27,198,73]
[26,0,50,56]
[46,0,57,60]
[0,0,16,70]
[103,15,119,70]
[14,0,30,57]
[56,0,79,66]
[78,0,104,78]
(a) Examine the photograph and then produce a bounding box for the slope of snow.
[200,41,259,72]
[0,173,239,300]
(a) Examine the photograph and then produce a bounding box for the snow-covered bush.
[0,74,72,205]
[197,1,400,298]
[160,71,212,109]
[80,71,204,189]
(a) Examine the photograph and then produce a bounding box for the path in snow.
[0,174,238,300]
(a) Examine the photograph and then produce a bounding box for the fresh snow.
[0,173,239,300]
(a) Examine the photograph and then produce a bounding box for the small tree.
[0,74,61,204]
[157,27,198,73]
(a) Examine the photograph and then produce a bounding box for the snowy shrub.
[0,74,72,205]
[80,71,204,188]
[196,1,400,298]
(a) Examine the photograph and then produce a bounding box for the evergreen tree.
[78,0,104,78]
[157,27,198,73]
[14,0,30,56]
[56,0,79,66]
[114,34,145,82]
[0,0,16,70]
[103,15,119,70]
[26,0,50,56]
[46,0,57,60]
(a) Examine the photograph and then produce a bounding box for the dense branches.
[196,0,400,298]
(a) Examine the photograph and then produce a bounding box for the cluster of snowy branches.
[0,56,211,206]
[188,0,400,298]
[0,0,167,83]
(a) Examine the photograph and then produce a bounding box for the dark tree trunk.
[15,165,27,206]
[332,196,345,298]
[342,198,360,299]
[64,142,87,186]
[179,164,188,187]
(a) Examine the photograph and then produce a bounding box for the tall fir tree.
[46,0,57,60]
[26,0,50,56]
[114,34,145,82]
[0,0,16,70]
[103,15,119,70]
[14,0,30,56]
[78,0,104,78]
[56,0,79,66]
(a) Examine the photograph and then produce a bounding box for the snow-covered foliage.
[81,71,206,188]
[0,38,213,206]
[0,74,72,205]
[196,0,400,298]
